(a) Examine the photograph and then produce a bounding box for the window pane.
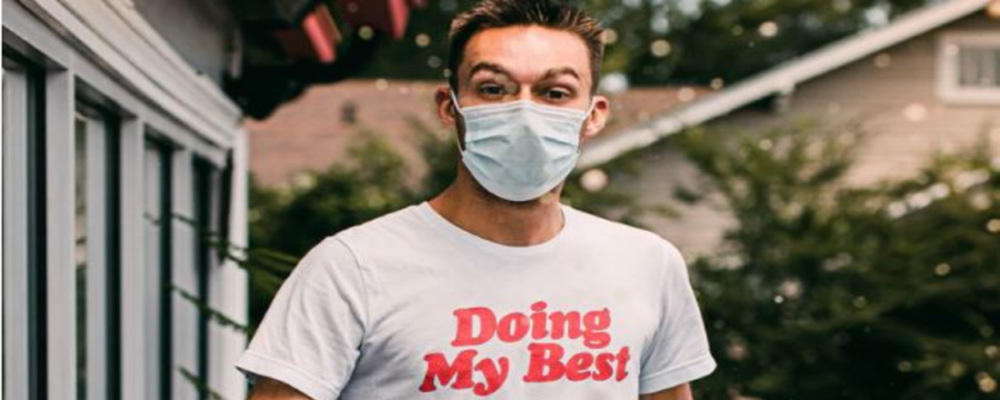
[192,159,213,400]
[144,140,172,400]
[26,62,48,400]
[74,114,88,400]
[103,116,122,400]
[958,46,1000,88]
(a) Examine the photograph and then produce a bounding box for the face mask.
[451,91,593,202]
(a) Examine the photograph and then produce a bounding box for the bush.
[674,123,1000,400]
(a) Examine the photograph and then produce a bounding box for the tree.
[671,122,1000,399]
[356,0,934,87]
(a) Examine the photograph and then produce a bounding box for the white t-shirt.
[237,202,716,399]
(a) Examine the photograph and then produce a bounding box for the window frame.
[73,101,125,400]
[2,52,49,400]
[3,0,245,398]
[937,31,1000,105]
[192,157,216,400]
[143,135,176,400]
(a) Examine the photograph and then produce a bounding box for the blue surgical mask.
[451,91,593,202]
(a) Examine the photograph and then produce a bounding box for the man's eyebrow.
[468,62,513,80]
[540,67,581,81]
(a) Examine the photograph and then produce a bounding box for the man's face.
[436,25,610,144]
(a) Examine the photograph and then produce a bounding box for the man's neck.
[428,170,565,247]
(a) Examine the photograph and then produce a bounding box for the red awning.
[335,0,426,39]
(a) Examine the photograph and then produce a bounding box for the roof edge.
[579,0,991,169]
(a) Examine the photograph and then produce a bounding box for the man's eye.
[478,85,505,97]
[543,89,571,101]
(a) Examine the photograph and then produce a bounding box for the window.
[342,101,357,124]
[957,46,999,87]
[144,138,173,400]
[74,104,124,400]
[3,54,48,400]
[74,113,88,400]
[4,2,245,398]
[937,32,1000,105]
[192,158,216,400]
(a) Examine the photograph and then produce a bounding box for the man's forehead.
[459,25,592,85]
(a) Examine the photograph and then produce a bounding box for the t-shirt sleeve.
[638,242,717,394]
[236,237,368,400]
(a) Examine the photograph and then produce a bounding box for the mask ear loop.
[449,90,466,117]
[450,91,468,153]
[573,98,598,155]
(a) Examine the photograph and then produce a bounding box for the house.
[1,0,421,399]
[244,2,997,260]
[579,0,1000,256]
[246,79,711,188]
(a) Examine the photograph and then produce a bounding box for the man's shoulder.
[329,203,427,247]
[564,204,678,254]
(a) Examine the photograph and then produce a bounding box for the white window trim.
[3,0,229,163]
[210,128,251,399]
[3,1,248,399]
[937,31,1000,106]
[8,0,241,147]
[45,67,78,400]
[2,61,33,400]
[120,117,148,400]
[78,110,112,400]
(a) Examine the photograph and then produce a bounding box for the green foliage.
[673,123,1000,399]
[173,285,250,334]
[249,132,416,256]
[247,132,421,325]
[179,367,226,400]
[357,0,933,87]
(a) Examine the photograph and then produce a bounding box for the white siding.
[617,13,1000,257]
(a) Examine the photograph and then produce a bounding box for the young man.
[237,1,716,399]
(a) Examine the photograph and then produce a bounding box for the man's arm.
[639,382,694,400]
[247,377,312,400]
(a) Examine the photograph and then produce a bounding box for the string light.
[948,361,967,377]
[977,372,997,393]
[758,21,779,38]
[602,29,618,45]
[874,53,892,68]
[986,345,999,359]
[987,219,1000,233]
[427,56,442,68]
[580,169,609,192]
[677,86,696,102]
[415,33,431,47]
[902,103,928,122]
[710,77,725,90]
[358,26,374,40]
[852,296,867,308]
[650,39,672,57]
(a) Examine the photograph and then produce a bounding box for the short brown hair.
[448,0,605,94]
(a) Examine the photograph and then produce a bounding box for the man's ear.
[581,95,610,144]
[435,86,459,129]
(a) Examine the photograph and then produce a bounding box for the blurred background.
[3,0,998,399]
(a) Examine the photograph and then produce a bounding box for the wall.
[134,0,237,84]
[614,12,1000,258]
